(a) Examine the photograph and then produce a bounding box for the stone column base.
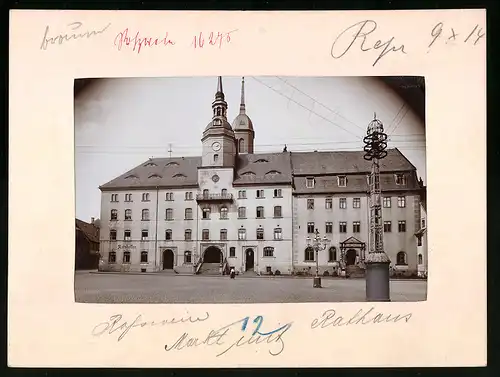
[365,252,391,302]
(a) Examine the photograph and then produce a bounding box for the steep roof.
[99,148,417,190]
[290,148,416,176]
[100,156,201,190]
[233,152,292,186]
[75,219,100,243]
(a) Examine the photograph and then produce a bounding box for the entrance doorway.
[245,248,255,271]
[346,249,357,266]
[203,246,222,263]
[163,249,174,270]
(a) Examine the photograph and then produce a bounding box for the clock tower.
[201,76,237,168]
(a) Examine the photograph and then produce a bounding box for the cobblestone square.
[75,271,427,303]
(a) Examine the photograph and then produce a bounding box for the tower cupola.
[232,77,255,154]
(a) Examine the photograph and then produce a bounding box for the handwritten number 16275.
[192,30,237,49]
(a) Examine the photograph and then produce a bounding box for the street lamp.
[306,228,330,288]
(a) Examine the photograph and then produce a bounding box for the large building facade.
[98,77,427,277]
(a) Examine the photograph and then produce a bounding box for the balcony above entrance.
[196,192,234,203]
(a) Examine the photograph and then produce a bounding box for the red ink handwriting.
[192,30,238,49]
[114,28,176,53]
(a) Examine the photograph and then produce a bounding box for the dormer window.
[338,175,347,187]
[241,171,256,177]
[306,177,315,189]
[173,173,186,178]
[395,174,407,185]
[265,170,281,176]
[166,162,179,167]
[125,174,138,180]
[148,174,162,179]
[144,162,157,167]
[254,158,269,163]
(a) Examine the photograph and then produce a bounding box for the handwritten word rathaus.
[165,315,293,357]
[311,307,412,329]
[40,21,111,50]
[330,20,407,67]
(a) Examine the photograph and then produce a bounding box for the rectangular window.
[238,228,246,240]
[124,229,131,241]
[274,228,282,240]
[306,177,315,188]
[165,229,172,240]
[256,189,265,198]
[140,251,148,263]
[325,222,333,234]
[185,229,192,241]
[229,247,236,257]
[256,228,264,240]
[165,208,173,221]
[238,207,246,218]
[185,208,193,220]
[111,194,118,202]
[264,247,274,257]
[110,229,117,241]
[338,176,347,187]
[256,206,265,218]
[125,193,132,202]
[238,190,247,199]
[273,205,282,218]
[422,218,426,228]
[142,193,150,202]
[185,191,193,200]
[141,230,148,241]
[202,229,210,240]
[398,220,407,232]
[339,198,347,209]
[165,192,174,201]
[220,206,228,219]
[108,252,116,263]
[220,229,227,241]
[395,174,407,185]
[307,199,314,210]
[325,198,332,209]
[353,198,361,208]
[123,251,131,263]
[353,221,361,233]
[110,210,118,220]
[383,197,391,208]
[273,189,282,198]
[307,222,315,234]
[384,221,392,232]
[142,209,150,221]
[202,208,211,220]
[339,222,347,233]
[125,209,132,220]
[398,196,406,208]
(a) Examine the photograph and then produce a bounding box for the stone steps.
[198,263,221,275]
[346,265,365,278]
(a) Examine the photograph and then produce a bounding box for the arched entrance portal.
[245,248,255,271]
[163,249,174,270]
[203,246,222,263]
[346,249,357,266]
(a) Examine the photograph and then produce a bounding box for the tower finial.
[239,76,246,114]
[374,112,377,120]
[217,76,223,94]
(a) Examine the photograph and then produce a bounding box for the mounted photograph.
[74,75,427,304]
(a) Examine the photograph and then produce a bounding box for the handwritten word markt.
[92,312,292,358]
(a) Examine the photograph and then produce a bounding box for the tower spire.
[216,76,224,99]
[212,76,227,121]
[239,77,246,114]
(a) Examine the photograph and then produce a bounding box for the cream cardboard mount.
[8,10,486,367]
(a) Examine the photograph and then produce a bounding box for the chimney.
[91,217,95,224]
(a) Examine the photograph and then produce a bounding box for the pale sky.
[75,76,426,222]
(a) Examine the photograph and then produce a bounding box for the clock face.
[212,142,221,151]
[212,175,220,183]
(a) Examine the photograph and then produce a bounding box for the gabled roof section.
[75,219,100,243]
[234,152,292,185]
[100,156,201,190]
[291,148,416,176]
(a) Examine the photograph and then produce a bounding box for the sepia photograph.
[74,76,427,304]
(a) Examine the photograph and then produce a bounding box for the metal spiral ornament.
[363,116,388,160]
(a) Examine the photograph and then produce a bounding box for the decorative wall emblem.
[212,174,220,182]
